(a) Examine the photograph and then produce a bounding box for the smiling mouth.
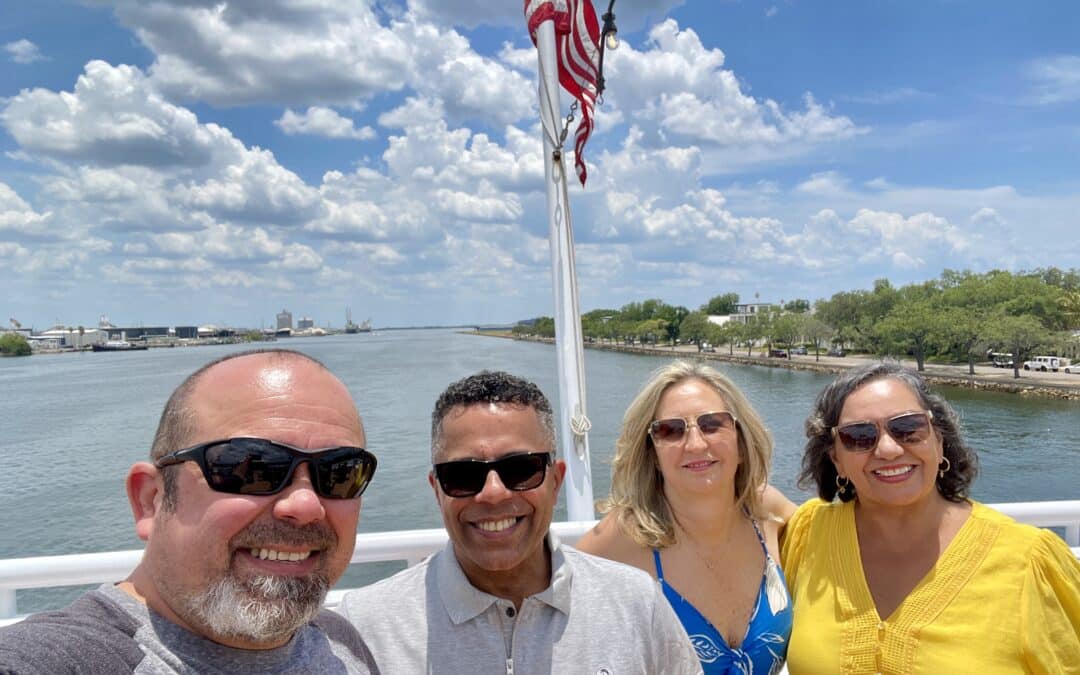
[249,547,316,562]
[872,466,914,478]
[475,517,520,533]
[683,460,715,470]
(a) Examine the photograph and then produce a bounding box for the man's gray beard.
[184,572,330,645]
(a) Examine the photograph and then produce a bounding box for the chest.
[659,543,765,647]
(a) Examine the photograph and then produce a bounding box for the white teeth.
[875,466,913,477]
[250,548,313,561]
[477,517,517,532]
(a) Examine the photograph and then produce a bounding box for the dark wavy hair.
[431,370,556,459]
[798,362,979,503]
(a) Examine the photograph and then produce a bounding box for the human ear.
[126,462,163,541]
[428,470,440,501]
[551,459,567,493]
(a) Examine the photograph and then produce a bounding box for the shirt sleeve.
[1020,529,1080,675]
[780,498,823,590]
[649,582,705,674]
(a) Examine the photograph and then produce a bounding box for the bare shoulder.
[574,512,653,575]
[759,484,798,523]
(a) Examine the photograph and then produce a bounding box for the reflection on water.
[2,330,1077,611]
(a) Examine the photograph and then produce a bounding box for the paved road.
[598,341,1080,393]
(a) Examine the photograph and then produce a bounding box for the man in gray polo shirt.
[338,371,700,674]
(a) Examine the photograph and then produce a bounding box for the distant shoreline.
[473,331,1080,401]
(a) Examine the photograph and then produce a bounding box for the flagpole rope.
[552,137,592,450]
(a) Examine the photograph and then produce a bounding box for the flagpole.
[535,19,595,521]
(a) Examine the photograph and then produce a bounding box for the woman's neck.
[853,493,959,552]
[667,488,744,543]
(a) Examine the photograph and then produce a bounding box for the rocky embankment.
[478,332,1080,401]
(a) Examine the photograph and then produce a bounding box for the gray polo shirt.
[0,583,379,674]
[337,536,702,674]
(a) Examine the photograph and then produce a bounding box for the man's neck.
[455,537,553,610]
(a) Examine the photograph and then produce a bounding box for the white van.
[1022,356,1070,372]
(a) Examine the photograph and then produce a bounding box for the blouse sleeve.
[780,498,825,589]
[1020,528,1080,674]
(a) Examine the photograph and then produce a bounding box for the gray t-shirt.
[337,537,703,674]
[0,583,379,674]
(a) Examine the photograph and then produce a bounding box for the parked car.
[791,346,808,355]
[1064,363,1080,374]
[990,352,1014,368]
[768,348,789,358]
[1023,356,1069,372]
[827,346,846,357]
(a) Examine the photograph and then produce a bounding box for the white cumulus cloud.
[275,107,375,140]
[5,39,45,64]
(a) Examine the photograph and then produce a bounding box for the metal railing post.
[0,589,15,620]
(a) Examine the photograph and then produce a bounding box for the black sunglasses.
[648,411,738,445]
[832,411,935,453]
[155,437,377,499]
[432,452,553,498]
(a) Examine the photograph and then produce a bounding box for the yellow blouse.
[780,499,1080,674]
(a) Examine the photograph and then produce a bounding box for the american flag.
[525,0,601,186]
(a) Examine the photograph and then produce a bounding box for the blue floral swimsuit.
[653,520,792,674]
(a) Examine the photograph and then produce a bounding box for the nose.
[683,423,710,452]
[272,463,327,525]
[873,429,905,460]
[473,468,514,504]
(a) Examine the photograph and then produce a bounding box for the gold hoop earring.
[835,475,851,496]
[938,456,952,479]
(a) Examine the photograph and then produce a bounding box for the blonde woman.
[577,361,790,674]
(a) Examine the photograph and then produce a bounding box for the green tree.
[935,307,989,375]
[770,313,803,348]
[783,298,810,313]
[678,311,712,347]
[985,314,1052,379]
[0,333,32,356]
[742,316,765,356]
[1059,291,1080,330]
[701,292,739,316]
[802,316,835,362]
[874,300,938,371]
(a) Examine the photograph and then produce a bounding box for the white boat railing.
[2,502,1078,626]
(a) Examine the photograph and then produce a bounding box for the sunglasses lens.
[435,453,550,498]
[204,439,293,494]
[697,412,733,434]
[650,418,687,443]
[886,413,931,444]
[836,423,879,452]
[314,449,377,499]
[200,440,375,498]
[495,454,548,491]
[435,462,488,498]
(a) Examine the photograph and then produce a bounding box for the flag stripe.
[525,0,601,185]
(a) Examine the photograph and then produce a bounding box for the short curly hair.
[799,362,979,503]
[431,370,556,459]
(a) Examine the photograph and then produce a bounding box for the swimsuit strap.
[749,518,770,557]
[652,548,666,581]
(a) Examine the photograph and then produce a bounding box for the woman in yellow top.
[779,362,1080,674]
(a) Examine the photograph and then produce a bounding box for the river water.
[2,329,1078,612]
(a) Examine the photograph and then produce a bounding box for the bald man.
[0,349,380,674]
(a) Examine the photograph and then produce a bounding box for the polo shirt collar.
[436,530,573,624]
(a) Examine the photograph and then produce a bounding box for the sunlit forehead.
[258,366,295,392]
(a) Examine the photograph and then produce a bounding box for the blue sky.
[2,0,1078,330]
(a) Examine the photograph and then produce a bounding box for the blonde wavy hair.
[599,360,773,548]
